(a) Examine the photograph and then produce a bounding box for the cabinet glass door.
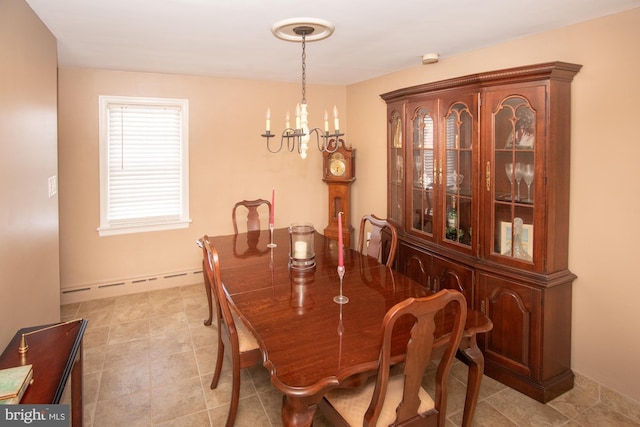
[491,95,536,262]
[443,102,473,248]
[388,106,404,225]
[409,101,437,237]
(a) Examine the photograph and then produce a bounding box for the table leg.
[281,395,319,427]
[459,335,484,427]
[203,260,213,326]
[71,343,83,427]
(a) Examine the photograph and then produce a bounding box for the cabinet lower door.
[398,243,435,291]
[432,255,474,309]
[478,273,539,378]
[478,272,574,402]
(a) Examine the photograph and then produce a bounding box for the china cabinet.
[382,62,581,402]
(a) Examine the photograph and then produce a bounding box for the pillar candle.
[294,241,307,259]
[338,212,344,267]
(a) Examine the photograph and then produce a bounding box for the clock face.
[330,159,346,176]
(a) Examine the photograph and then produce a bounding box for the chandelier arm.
[325,137,340,153]
[308,128,324,152]
[286,133,298,153]
[266,134,284,153]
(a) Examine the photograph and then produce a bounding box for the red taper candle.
[270,189,275,226]
[338,212,344,267]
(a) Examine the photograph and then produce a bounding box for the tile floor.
[61,284,640,427]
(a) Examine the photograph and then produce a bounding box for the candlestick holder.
[18,318,83,354]
[267,223,277,248]
[337,299,345,335]
[333,265,349,304]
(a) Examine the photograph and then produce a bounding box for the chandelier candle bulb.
[266,108,271,132]
[324,110,329,132]
[333,106,339,131]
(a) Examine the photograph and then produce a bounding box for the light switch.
[48,175,57,198]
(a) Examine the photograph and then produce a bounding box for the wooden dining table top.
[206,227,491,397]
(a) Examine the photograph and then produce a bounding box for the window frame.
[97,95,191,236]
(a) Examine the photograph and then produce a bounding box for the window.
[98,96,190,236]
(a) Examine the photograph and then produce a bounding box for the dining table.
[204,227,492,427]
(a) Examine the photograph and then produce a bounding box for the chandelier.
[262,18,344,159]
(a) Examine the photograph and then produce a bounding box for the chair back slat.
[366,289,467,426]
[232,199,272,234]
[358,214,398,267]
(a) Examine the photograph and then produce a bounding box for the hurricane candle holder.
[288,223,316,271]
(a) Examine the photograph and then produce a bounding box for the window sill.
[97,219,192,236]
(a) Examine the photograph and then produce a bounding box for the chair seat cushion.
[324,374,435,426]
[231,308,260,352]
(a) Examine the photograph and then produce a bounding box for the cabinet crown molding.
[381,61,582,102]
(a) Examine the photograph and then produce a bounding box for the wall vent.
[97,282,125,288]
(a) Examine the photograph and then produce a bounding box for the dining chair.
[201,236,262,427]
[358,214,398,267]
[232,198,272,234]
[319,289,467,427]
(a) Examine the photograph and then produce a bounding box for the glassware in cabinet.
[443,101,474,247]
[409,102,436,236]
[388,105,404,225]
[490,95,537,262]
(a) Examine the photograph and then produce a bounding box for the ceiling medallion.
[271,17,335,42]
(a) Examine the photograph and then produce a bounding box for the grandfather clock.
[323,141,356,247]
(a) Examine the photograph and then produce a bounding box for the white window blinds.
[98,96,190,236]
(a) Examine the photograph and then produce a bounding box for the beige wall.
[347,8,640,404]
[0,0,60,346]
[57,69,346,290]
[55,6,639,404]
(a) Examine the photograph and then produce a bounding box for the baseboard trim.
[60,269,203,304]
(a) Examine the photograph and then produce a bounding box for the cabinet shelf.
[447,188,471,197]
[495,194,534,205]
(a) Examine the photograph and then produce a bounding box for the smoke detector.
[422,53,439,65]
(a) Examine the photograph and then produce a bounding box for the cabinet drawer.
[397,242,474,308]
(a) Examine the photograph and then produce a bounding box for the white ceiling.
[25,0,640,86]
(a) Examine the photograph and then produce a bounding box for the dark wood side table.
[0,319,88,427]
